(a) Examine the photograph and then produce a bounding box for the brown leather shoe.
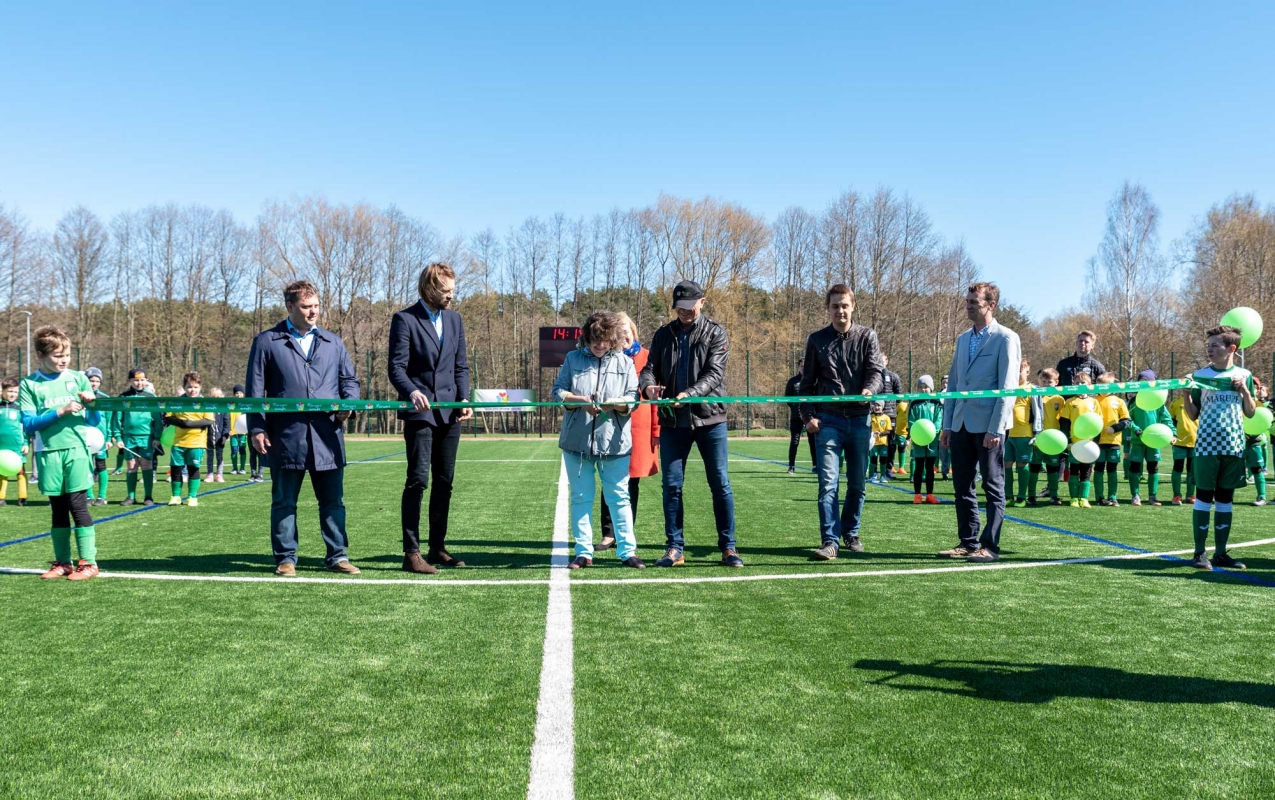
[937,544,977,558]
[327,560,361,575]
[426,549,466,568]
[966,548,1000,563]
[403,552,438,575]
[275,561,297,577]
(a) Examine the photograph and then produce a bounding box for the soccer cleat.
[1211,552,1247,570]
[812,542,839,561]
[926,494,940,505]
[1171,496,1182,506]
[721,549,744,568]
[40,562,75,580]
[1026,497,1039,508]
[1186,495,1196,503]
[17,498,26,506]
[1078,499,1092,509]
[1131,496,1141,507]
[1070,499,1080,508]
[1049,498,1064,506]
[1108,498,1120,507]
[1013,499,1027,508]
[143,498,155,507]
[120,497,135,506]
[66,561,99,581]
[1191,552,1213,571]
[913,494,923,504]
[186,497,199,507]
[787,467,795,475]
[654,548,684,568]
[167,496,183,506]
[1148,498,1162,507]
[1255,498,1267,507]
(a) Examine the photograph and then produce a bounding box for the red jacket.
[629,347,660,478]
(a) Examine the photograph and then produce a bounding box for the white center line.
[525,458,575,800]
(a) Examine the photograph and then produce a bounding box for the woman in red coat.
[599,313,660,549]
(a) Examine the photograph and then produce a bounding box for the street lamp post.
[19,310,32,375]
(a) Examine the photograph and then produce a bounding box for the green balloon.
[1035,429,1068,456]
[1135,389,1168,411]
[0,449,20,478]
[1140,423,1173,450]
[1243,406,1274,436]
[161,425,177,447]
[1220,306,1263,349]
[1072,411,1104,441]
[910,419,937,446]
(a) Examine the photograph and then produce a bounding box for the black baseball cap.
[672,280,704,310]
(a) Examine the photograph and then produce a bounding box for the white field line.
[3,537,1273,587]
[525,458,575,800]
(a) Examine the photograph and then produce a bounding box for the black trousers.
[401,419,461,554]
[788,422,817,469]
[599,476,641,539]
[949,427,1006,553]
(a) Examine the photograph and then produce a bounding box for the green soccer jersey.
[1190,365,1254,458]
[112,391,160,440]
[18,370,94,451]
[0,401,23,451]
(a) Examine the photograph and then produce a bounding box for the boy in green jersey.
[0,377,30,505]
[1126,369,1175,507]
[112,368,163,506]
[84,367,112,505]
[1184,325,1256,571]
[19,326,102,580]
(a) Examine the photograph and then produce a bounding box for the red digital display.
[539,326,583,368]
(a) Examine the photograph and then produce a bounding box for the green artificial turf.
[2,437,1274,798]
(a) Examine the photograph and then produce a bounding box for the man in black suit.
[389,262,473,575]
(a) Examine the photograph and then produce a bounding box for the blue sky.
[1,1,1272,320]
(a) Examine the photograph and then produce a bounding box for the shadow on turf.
[1093,555,1275,585]
[106,546,553,574]
[855,659,1275,708]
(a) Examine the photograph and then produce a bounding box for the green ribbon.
[87,379,1195,414]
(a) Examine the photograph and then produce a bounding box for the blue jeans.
[814,415,873,546]
[562,452,637,560]
[271,467,349,566]
[660,422,736,552]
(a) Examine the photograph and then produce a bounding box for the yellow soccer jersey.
[895,401,910,437]
[1041,393,1065,431]
[1064,395,1102,442]
[1097,394,1130,445]
[871,414,892,447]
[1168,396,1198,448]
[169,411,213,449]
[1009,382,1035,438]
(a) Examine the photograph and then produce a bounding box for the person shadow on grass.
[854,659,1275,709]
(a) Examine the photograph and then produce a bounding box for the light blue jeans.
[562,451,637,560]
[815,414,873,546]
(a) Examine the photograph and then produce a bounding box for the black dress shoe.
[426,549,466,568]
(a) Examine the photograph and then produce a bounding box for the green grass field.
[2,438,1274,798]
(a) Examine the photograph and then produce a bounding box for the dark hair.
[183,371,202,386]
[1207,325,1242,349]
[825,284,854,306]
[283,280,319,305]
[1,377,17,390]
[968,282,1000,307]
[581,311,627,351]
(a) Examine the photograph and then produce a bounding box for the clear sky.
[2,1,1272,320]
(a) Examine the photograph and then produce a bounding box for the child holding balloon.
[1184,324,1257,571]
[0,377,29,506]
[19,326,102,580]
[907,375,942,504]
[1168,389,1197,505]
[1126,372,1176,507]
[1031,368,1067,506]
[1095,373,1132,506]
[1243,376,1268,506]
[1060,372,1103,508]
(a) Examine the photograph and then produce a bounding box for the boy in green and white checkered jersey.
[1184,325,1257,571]
[18,326,104,581]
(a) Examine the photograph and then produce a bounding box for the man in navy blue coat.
[246,280,361,577]
[389,262,472,575]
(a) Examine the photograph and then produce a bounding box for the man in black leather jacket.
[639,280,741,568]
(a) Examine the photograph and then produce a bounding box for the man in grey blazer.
[938,282,1021,562]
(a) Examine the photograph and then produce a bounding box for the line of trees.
[2,184,1272,431]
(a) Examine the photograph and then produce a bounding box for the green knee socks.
[75,526,96,564]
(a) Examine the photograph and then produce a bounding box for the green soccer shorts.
[1245,445,1267,471]
[36,448,93,496]
[871,445,889,458]
[122,435,155,462]
[1006,437,1034,466]
[1126,442,1163,463]
[170,445,205,469]
[1099,444,1122,463]
[1172,445,1194,462]
[1194,454,1247,491]
[910,441,939,459]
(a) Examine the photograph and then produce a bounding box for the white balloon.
[1069,440,1100,464]
[83,426,105,454]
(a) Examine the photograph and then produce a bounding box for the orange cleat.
[913,494,923,504]
[66,560,99,581]
[40,562,75,580]
[926,494,940,504]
